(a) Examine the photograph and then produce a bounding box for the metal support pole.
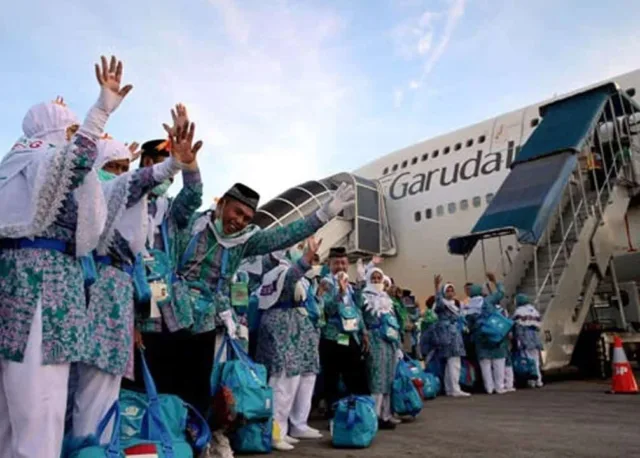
[588,137,605,219]
[610,259,628,330]
[547,229,554,291]
[606,100,621,179]
[498,235,506,277]
[534,246,539,306]
[481,239,487,273]
[463,256,468,283]
[595,117,613,201]
[568,175,580,240]
[576,165,592,218]
[558,198,568,261]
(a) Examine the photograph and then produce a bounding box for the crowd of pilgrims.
[0,55,545,458]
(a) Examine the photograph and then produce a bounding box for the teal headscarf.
[469,283,483,297]
[515,293,530,307]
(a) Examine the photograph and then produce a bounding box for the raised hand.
[317,182,356,222]
[486,272,497,283]
[434,274,442,288]
[303,236,323,264]
[163,121,203,167]
[169,103,189,135]
[126,142,141,162]
[337,271,349,293]
[93,55,133,115]
[371,255,383,265]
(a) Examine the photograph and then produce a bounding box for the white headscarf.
[258,256,290,310]
[440,283,460,316]
[95,139,148,256]
[0,101,107,256]
[363,267,394,317]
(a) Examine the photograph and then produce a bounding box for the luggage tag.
[337,334,350,346]
[230,282,249,308]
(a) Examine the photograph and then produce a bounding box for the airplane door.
[490,111,525,165]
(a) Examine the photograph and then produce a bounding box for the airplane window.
[414,211,421,222]
[425,208,432,219]
[383,167,389,175]
[472,196,481,208]
[466,139,473,148]
[436,205,444,217]
[401,160,408,168]
[422,153,429,161]
[486,193,495,203]
[530,118,539,127]
[448,202,456,214]
[454,143,461,151]
[411,157,418,165]
[460,199,469,210]
[433,150,440,158]
[478,135,486,144]
[443,147,450,155]
[392,164,398,172]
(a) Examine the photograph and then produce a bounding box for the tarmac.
[269,376,640,458]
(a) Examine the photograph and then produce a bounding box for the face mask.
[97,169,116,182]
[288,247,304,264]
[305,265,322,279]
[371,283,385,293]
[152,180,171,197]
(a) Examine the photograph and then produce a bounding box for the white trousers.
[504,364,515,390]
[72,364,122,444]
[479,358,506,394]
[525,349,543,384]
[372,393,392,421]
[269,373,316,440]
[444,356,463,396]
[0,301,70,458]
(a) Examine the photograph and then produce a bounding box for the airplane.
[352,69,640,304]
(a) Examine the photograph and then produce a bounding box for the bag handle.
[96,401,121,458]
[184,402,212,451]
[139,349,176,458]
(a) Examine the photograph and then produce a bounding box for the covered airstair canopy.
[448,83,640,256]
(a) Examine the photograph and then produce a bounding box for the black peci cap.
[223,183,260,212]
[141,139,171,159]
[329,247,347,259]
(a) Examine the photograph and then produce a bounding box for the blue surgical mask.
[97,169,116,182]
[152,180,171,197]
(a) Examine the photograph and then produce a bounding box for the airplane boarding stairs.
[447,83,640,371]
[241,172,396,271]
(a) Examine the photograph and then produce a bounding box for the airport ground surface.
[267,374,640,458]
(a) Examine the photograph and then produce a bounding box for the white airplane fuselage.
[355,70,640,304]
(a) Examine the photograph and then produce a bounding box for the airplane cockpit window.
[448,202,456,214]
[414,211,421,222]
[422,152,429,161]
[466,139,473,148]
[401,160,408,168]
[383,167,389,175]
[436,205,444,216]
[425,208,433,219]
[454,143,461,151]
[530,118,540,127]
[486,193,495,203]
[478,135,486,144]
[460,199,469,210]
[472,196,482,208]
[392,164,398,172]
[411,157,418,165]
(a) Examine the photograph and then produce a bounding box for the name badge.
[231,282,249,308]
[341,318,358,332]
[150,281,168,302]
[337,334,350,346]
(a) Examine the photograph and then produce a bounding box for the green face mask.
[97,169,117,182]
[288,247,304,264]
[152,180,171,197]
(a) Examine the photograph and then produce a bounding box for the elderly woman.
[362,267,401,429]
[428,275,470,397]
[512,294,544,388]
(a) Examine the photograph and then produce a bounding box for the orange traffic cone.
[610,336,638,394]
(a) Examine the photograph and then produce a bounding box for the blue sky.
[1,0,639,204]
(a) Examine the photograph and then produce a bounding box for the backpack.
[421,372,440,399]
[479,311,513,344]
[512,351,539,380]
[230,418,273,454]
[391,360,423,417]
[331,396,378,449]
[211,336,273,423]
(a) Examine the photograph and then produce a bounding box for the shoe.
[451,390,471,397]
[535,381,544,388]
[505,387,516,393]
[306,426,321,435]
[289,429,323,439]
[284,435,300,444]
[273,441,295,451]
[495,388,507,395]
[378,419,397,430]
[389,417,402,425]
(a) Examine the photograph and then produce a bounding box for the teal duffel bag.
[331,395,378,449]
[421,372,440,400]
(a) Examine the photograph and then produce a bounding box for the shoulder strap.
[97,401,121,457]
[160,218,170,257]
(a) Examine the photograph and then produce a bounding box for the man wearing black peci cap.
[318,247,370,417]
[163,180,356,424]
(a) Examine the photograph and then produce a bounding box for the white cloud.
[393,88,404,107]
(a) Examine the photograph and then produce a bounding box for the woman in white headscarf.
[71,119,203,445]
[255,237,324,452]
[362,267,402,430]
[0,55,132,458]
